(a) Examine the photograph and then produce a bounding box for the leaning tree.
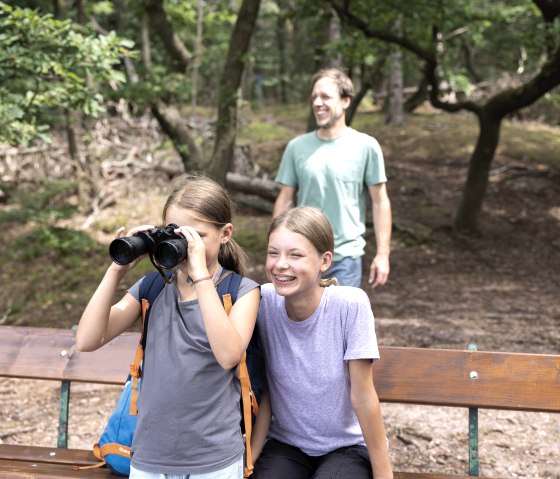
[330,0,560,233]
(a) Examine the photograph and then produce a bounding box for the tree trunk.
[328,8,342,68]
[385,16,404,125]
[346,54,387,125]
[151,102,204,170]
[276,1,289,104]
[404,75,428,112]
[208,0,262,183]
[75,0,84,24]
[225,172,279,201]
[191,0,204,116]
[52,0,60,17]
[141,11,152,73]
[144,0,192,72]
[454,112,501,233]
[385,47,404,125]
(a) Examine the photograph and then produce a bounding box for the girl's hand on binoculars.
[124,225,155,237]
[109,225,154,271]
[175,226,208,279]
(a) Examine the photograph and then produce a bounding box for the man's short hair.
[311,68,355,100]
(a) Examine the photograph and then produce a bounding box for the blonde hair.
[268,207,337,287]
[163,173,250,276]
[311,68,355,100]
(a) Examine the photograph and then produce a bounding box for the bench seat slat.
[373,347,560,412]
[0,459,115,478]
[0,445,98,466]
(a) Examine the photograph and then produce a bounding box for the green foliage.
[10,180,79,222]
[0,180,82,257]
[11,225,100,262]
[0,2,133,146]
[238,120,292,143]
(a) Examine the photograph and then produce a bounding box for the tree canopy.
[0,0,558,233]
[0,2,132,145]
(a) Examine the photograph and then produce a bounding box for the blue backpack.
[80,270,261,477]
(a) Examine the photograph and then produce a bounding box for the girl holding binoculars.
[76,173,260,479]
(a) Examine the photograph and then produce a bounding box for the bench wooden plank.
[0,458,115,479]
[0,456,497,479]
[373,347,560,412]
[0,326,138,385]
[0,446,98,466]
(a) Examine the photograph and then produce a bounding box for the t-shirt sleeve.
[341,287,380,362]
[364,135,387,186]
[127,276,144,302]
[238,276,260,298]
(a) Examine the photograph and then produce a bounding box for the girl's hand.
[174,225,208,279]
[109,225,155,271]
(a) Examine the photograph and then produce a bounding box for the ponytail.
[219,239,249,277]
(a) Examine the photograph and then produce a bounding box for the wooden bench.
[1,325,559,479]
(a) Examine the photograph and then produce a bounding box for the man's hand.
[368,254,389,289]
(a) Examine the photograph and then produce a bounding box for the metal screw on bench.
[469,370,478,380]
[60,349,68,358]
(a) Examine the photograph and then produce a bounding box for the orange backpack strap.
[129,298,149,415]
[221,285,257,477]
[239,351,256,477]
[72,444,107,471]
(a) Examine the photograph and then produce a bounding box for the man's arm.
[272,184,296,219]
[367,183,392,289]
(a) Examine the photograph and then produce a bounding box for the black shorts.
[253,439,372,479]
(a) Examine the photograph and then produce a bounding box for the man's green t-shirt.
[275,128,387,261]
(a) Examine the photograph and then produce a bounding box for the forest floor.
[1,107,559,477]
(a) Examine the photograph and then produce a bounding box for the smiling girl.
[251,206,393,479]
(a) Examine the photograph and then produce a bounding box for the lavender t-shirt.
[257,283,380,456]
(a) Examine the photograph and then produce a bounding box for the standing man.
[273,68,392,289]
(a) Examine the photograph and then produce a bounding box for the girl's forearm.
[250,389,271,462]
[197,283,259,369]
[353,398,393,479]
[75,264,127,351]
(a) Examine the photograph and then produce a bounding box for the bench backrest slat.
[2,327,560,413]
[373,346,560,412]
[0,326,138,385]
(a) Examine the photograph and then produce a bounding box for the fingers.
[125,224,156,237]
[174,225,206,265]
[368,257,389,290]
[174,225,199,242]
[115,226,126,238]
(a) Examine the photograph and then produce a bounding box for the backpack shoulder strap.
[215,269,242,311]
[215,270,258,478]
[129,271,169,415]
[139,271,169,350]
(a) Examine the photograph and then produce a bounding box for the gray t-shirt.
[275,128,387,261]
[128,271,259,475]
[257,283,380,456]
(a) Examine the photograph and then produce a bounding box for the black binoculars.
[109,223,188,269]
